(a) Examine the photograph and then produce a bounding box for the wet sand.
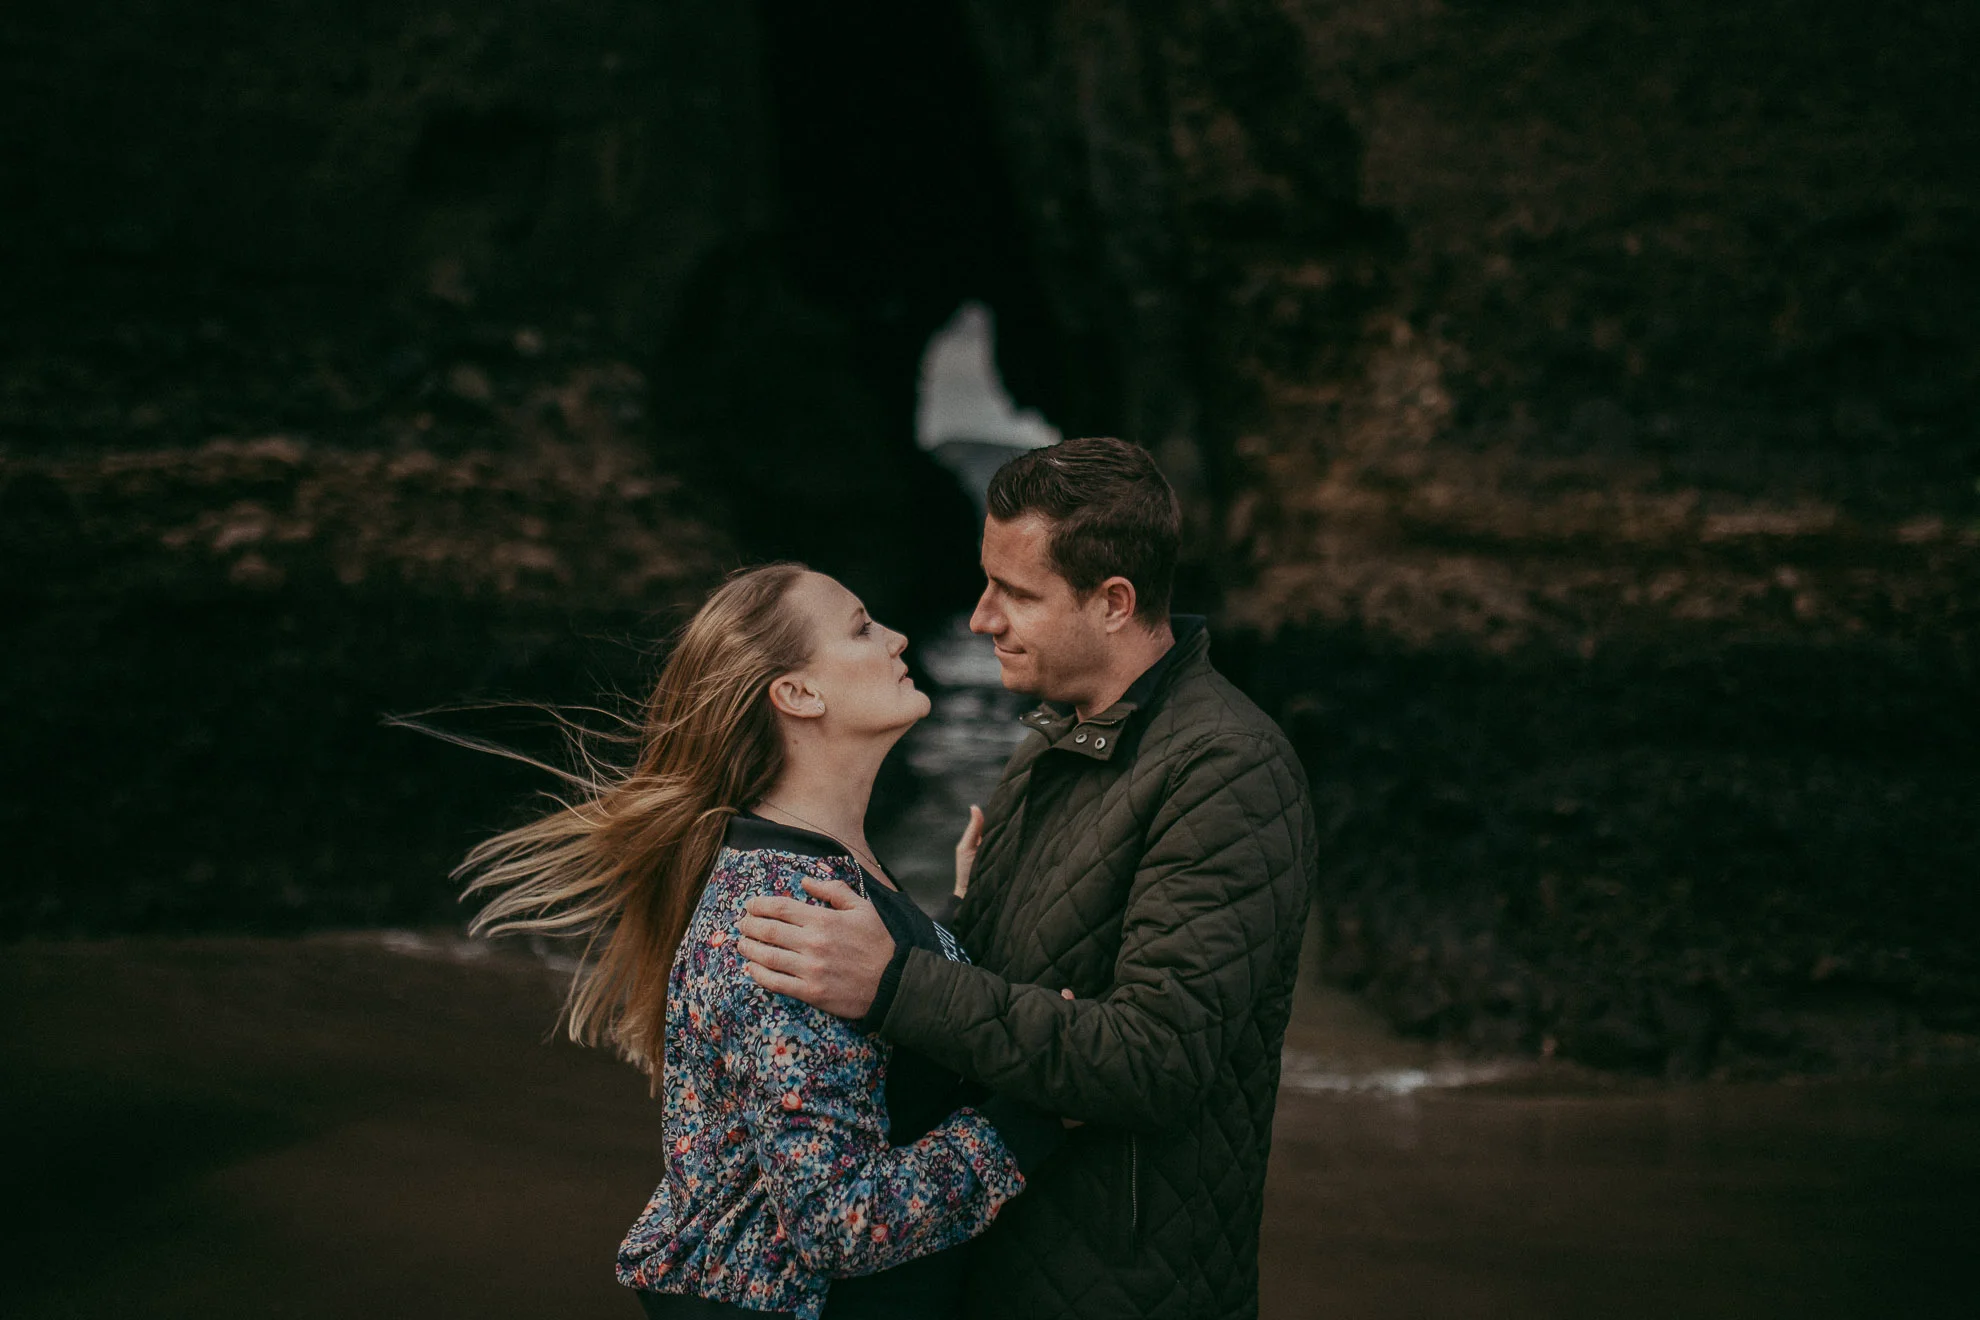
[4,936,1974,1319]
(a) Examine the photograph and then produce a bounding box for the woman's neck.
[757,739,888,852]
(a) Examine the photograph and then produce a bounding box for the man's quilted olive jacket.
[881,618,1317,1320]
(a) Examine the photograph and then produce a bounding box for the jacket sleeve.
[720,851,1027,1278]
[878,733,1314,1131]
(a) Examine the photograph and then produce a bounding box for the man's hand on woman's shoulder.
[739,876,894,1020]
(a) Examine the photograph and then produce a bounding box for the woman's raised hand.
[953,804,985,899]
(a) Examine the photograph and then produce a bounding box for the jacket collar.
[1016,616,1209,763]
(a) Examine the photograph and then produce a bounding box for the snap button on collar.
[1074,731,1088,744]
[1094,736,1107,749]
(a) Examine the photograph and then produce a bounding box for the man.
[738,436,1317,1320]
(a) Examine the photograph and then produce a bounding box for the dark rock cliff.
[3,2,766,931]
[3,1,769,347]
[941,0,1977,1073]
[960,0,1394,534]
[985,0,1978,1074]
[4,0,1976,1073]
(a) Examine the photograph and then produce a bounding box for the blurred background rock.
[3,0,1976,1081]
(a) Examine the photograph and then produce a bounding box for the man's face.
[968,514,1110,705]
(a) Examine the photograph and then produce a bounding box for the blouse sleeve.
[716,849,1026,1278]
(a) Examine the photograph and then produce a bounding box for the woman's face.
[780,572,930,736]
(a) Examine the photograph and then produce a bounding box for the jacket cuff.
[854,935,911,1035]
[974,1094,1066,1177]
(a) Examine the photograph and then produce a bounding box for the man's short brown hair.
[985,437,1181,624]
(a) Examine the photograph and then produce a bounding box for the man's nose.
[968,591,1000,635]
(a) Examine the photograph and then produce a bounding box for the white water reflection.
[915,301,1059,453]
[1278,1052,1531,1096]
[371,928,490,963]
[917,301,1055,516]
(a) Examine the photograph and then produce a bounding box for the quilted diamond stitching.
[891,638,1317,1320]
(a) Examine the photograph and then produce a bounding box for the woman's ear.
[767,673,826,719]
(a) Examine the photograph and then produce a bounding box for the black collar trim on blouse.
[722,811,853,861]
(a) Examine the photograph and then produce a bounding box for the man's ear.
[1097,576,1139,633]
[767,674,826,719]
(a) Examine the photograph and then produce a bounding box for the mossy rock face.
[1226,625,1980,1076]
[0,424,731,937]
[0,1,771,347]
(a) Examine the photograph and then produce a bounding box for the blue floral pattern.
[616,846,1025,1319]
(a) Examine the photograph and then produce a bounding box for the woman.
[455,563,1055,1320]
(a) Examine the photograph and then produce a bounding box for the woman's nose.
[886,627,908,656]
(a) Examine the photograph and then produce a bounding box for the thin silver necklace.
[755,798,884,895]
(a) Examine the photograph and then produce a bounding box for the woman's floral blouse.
[616,845,1026,1320]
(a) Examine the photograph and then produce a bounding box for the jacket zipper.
[1128,1133,1140,1252]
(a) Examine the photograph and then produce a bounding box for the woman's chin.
[871,690,934,737]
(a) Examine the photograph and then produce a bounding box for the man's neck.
[1073,620,1177,722]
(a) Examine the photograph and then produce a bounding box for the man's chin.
[993,656,1040,696]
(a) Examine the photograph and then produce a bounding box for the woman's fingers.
[956,804,984,852]
[1060,988,1075,1000]
[954,804,984,899]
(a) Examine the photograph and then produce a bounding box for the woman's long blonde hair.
[456,562,815,1081]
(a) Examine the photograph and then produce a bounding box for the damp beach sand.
[4,935,1972,1319]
